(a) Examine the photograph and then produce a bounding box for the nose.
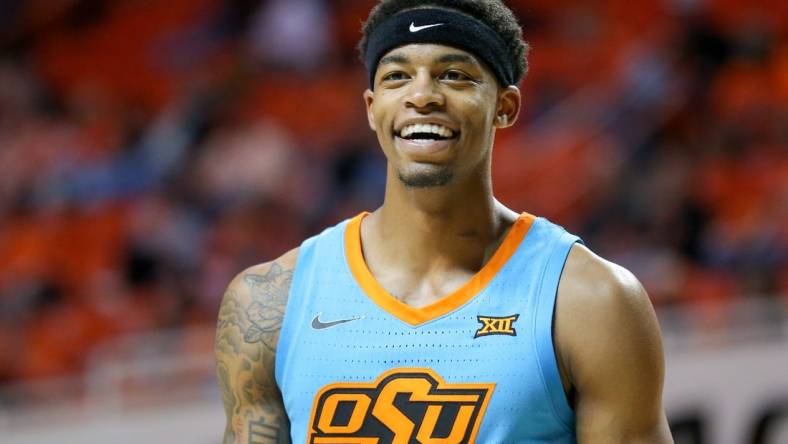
[404,69,444,110]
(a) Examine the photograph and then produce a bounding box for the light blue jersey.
[276,212,579,443]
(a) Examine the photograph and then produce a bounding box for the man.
[215,0,673,443]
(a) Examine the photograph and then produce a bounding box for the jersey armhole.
[533,229,581,433]
[274,237,316,390]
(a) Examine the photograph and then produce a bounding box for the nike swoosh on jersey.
[409,22,445,32]
[311,315,362,330]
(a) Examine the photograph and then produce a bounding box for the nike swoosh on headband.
[409,22,445,32]
[311,314,363,330]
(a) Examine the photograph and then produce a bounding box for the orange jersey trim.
[344,212,535,326]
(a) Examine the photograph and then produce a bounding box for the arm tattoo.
[249,416,291,444]
[242,263,292,351]
[249,417,277,443]
[216,261,294,444]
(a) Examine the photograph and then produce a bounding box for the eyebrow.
[378,52,479,67]
[378,54,410,66]
[436,53,477,65]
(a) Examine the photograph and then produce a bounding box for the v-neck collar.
[344,211,536,326]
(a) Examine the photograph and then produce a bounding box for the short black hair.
[359,0,529,85]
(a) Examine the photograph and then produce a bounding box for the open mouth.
[396,123,458,142]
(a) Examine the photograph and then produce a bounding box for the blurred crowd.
[0,0,784,387]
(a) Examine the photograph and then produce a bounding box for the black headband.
[365,8,516,89]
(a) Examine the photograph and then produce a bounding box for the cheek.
[372,91,399,120]
[460,86,496,118]
[370,105,393,135]
[461,96,495,132]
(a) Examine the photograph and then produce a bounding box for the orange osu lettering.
[307,368,494,444]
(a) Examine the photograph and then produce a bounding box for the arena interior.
[0,1,785,443]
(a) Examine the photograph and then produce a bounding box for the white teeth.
[399,123,454,138]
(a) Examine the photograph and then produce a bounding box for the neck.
[363,162,518,274]
[386,159,496,216]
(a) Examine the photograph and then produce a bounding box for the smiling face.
[363,43,521,188]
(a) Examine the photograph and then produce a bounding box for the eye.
[441,70,473,82]
[381,71,408,82]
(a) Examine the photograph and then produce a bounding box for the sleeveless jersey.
[276,212,580,443]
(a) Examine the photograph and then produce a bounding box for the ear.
[363,89,376,131]
[494,85,521,129]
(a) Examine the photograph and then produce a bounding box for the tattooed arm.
[215,248,299,444]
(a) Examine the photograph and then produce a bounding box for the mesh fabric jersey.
[276,212,579,443]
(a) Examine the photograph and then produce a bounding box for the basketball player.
[215,1,673,442]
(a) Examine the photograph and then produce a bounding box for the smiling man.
[215,1,673,443]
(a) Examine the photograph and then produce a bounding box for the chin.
[397,165,454,188]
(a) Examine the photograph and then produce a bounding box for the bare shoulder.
[555,243,663,380]
[556,243,672,442]
[224,246,300,305]
[558,243,655,326]
[219,247,300,346]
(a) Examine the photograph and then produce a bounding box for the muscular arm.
[555,244,673,443]
[215,249,298,444]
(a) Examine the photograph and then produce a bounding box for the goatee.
[398,167,453,188]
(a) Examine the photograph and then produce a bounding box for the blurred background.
[0,0,785,443]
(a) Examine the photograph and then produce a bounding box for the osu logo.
[474,314,519,338]
[307,368,494,444]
